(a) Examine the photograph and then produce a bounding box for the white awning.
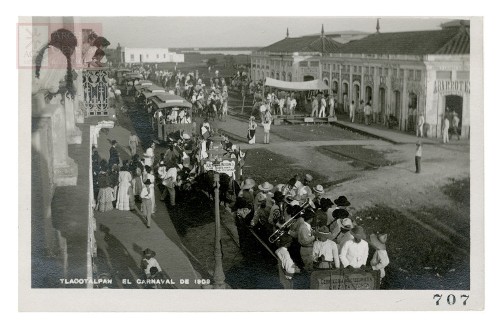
[264,77,330,91]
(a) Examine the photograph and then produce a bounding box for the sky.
[79,16,457,49]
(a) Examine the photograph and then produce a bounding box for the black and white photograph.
[18,12,485,312]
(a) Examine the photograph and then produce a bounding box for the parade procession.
[28,16,473,293]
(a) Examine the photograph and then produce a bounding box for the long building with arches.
[250,21,470,138]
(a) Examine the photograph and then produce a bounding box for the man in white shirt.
[290,97,297,116]
[275,235,300,289]
[328,94,336,118]
[297,211,316,271]
[161,165,181,206]
[318,93,327,118]
[313,226,340,269]
[311,96,319,117]
[349,100,355,122]
[129,132,140,156]
[141,179,154,228]
[340,226,369,269]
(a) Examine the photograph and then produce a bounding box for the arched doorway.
[271,71,275,79]
[365,86,373,105]
[288,73,292,82]
[354,83,361,105]
[282,72,286,80]
[445,95,463,132]
[332,81,338,94]
[379,87,386,124]
[303,75,314,82]
[408,92,418,132]
[342,82,349,113]
[323,78,329,86]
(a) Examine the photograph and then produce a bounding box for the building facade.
[120,47,184,64]
[251,22,471,138]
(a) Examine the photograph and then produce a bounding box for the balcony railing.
[83,68,110,116]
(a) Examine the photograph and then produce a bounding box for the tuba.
[268,198,314,244]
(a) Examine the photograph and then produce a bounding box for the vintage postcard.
[19,15,484,311]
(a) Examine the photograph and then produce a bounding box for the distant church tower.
[376,18,381,33]
[286,27,289,38]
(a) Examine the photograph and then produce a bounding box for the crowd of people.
[232,174,390,289]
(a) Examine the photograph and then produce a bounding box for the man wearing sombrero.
[238,178,255,205]
[340,226,369,269]
[312,226,340,269]
[369,233,390,279]
[254,181,274,211]
[332,195,351,221]
[331,217,354,250]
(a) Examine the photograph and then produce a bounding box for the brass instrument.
[268,198,314,244]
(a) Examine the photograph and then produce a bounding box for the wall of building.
[122,48,185,63]
[251,50,470,138]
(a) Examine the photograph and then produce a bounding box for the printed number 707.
[434,294,469,305]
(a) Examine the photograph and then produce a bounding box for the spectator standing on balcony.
[83,36,110,66]
[109,140,120,168]
[88,49,106,68]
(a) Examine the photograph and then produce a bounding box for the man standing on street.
[328,94,336,118]
[129,132,140,156]
[311,95,319,117]
[349,100,355,122]
[452,111,461,140]
[109,140,120,169]
[318,93,327,118]
[416,113,425,137]
[442,114,450,144]
[415,140,422,173]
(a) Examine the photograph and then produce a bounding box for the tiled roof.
[258,35,342,54]
[339,27,470,55]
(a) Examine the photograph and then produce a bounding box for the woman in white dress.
[116,166,132,211]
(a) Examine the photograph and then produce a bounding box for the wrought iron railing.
[83,68,109,116]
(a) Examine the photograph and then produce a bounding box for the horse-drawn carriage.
[115,68,132,85]
[149,93,195,143]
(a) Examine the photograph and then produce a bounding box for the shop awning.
[264,77,330,91]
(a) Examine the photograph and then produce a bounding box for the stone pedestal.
[33,95,78,186]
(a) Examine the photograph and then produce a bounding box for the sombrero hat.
[316,226,332,241]
[313,185,325,194]
[258,182,274,192]
[370,233,387,250]
[334,196,351,207]
[340,218,353,230]
[241,178,256,190]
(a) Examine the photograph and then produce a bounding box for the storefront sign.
[310,269,380,290]
[204,159,236,176]
[434,80,470,94]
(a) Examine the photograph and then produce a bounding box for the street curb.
[332,122,400,145]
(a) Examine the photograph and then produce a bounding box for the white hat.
[313,185,325,194]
